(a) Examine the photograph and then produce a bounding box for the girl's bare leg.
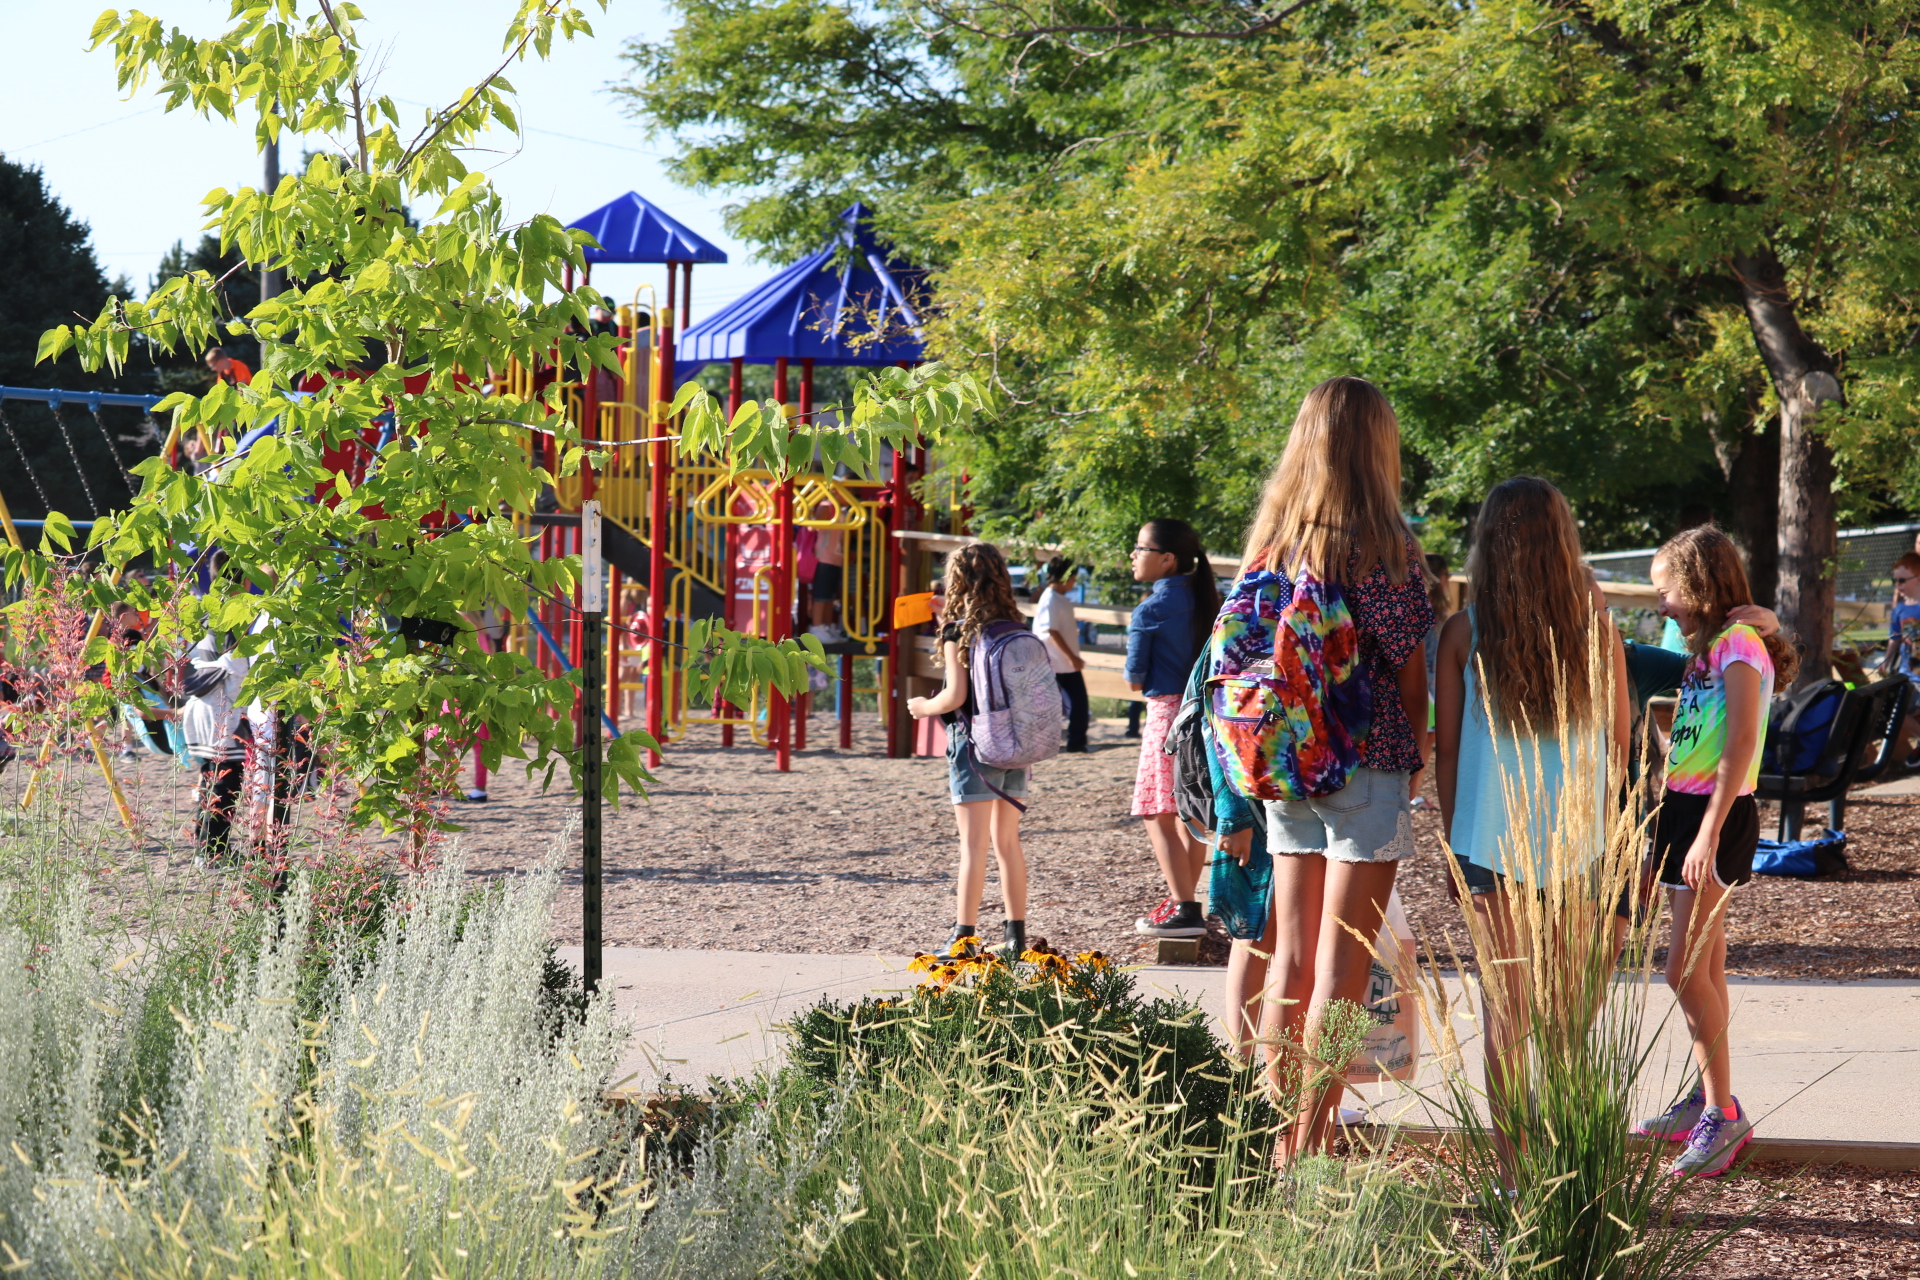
[1145,811,1205,902]
[1259,853,1325,1089]
[1291,858,1399,1159]
[953,800,994,930]
[1476,887,1533,1182]
[1667,884,1734,1110]
[987,799,1028,921]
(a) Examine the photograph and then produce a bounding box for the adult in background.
[1128,519,1222,939]
[1033,556,1089,753]
[1216,376,1433,1162]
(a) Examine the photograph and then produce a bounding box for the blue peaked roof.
[676,203,926,377]
[566,191,729,265]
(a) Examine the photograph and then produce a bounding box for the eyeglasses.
[1898,575,1916,585]
[1130,544,1166,557]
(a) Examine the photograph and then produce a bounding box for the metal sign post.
[580,500,606,992]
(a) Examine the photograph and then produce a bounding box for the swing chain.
[50,402,100,519]
[89,402,138,497]
[0,400,53,516]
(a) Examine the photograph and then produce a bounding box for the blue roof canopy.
[566,192,729,265]
[676,203,926,378]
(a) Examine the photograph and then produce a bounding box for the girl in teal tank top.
[1433,477,1631,1182]
[1449,606,1611,884]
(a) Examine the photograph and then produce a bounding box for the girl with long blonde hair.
[908,543,1034,959]
[1216,376,1434,1161]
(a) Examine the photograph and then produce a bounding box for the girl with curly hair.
[908,542,1033,958]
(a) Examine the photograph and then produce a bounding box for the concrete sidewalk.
[558,946,1920,1147]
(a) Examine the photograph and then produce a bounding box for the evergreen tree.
[0,155,152,521]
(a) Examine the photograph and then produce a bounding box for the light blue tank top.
[1451,609,1608,883]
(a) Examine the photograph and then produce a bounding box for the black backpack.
[1166,655,1216,835]
[1761,678,1849,778]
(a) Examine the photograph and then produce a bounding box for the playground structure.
[512,196,957,770]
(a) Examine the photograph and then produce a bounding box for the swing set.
[0,384,168,837]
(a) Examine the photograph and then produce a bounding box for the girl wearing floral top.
[1216,376,1434,1164]
[1637,526,1796,1179]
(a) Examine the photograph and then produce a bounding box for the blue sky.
[0,0,765,323]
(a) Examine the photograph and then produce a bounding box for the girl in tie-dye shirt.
[1639,527,1798,1179]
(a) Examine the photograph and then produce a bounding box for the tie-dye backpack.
[1203,565,1373,800]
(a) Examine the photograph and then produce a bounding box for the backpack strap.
[959,730,1028,813]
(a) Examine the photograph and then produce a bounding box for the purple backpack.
[968,619,1063,770]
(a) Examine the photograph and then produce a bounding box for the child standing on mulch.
[1638,525,1796,1178]
[1126,518,1222,940]
[908,543,1033,959]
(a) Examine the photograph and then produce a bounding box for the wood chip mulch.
[55,713,1920,983]
[1693,1161,1920,1280]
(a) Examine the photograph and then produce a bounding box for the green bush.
[793,1030,1450,1280]
[786,947,1276,1156]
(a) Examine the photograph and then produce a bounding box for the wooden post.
[840,653,854,749]
[580,501,605,992]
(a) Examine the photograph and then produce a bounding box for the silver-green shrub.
[0,859,846,1279]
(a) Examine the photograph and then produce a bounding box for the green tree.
[629,0,1920,656]
[1275,0,1920,675]
[147,235,263,392]
[38,0,986,829]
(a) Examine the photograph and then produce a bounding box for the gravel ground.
[34,708,1920,977]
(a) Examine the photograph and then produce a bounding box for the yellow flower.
[908,953,938,974]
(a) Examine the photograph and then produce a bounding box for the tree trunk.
[1732,246,1841,689]
[1711,398,1779,607]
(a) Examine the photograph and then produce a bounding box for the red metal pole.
[646,267,676,765]
[771,356,793,771]
[572,522,584,742]
[680,261,692,332]
[719,356,744,747]
[794,358,815,751]
[608,566,622,729]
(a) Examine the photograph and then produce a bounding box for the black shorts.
[1652,790,1759,890]
[811,562,843,601]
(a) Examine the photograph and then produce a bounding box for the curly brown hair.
[1654,525,1799,686]
[943,542,1022,664]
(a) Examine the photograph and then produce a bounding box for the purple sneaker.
[1668,1100,1753,1179]
[1633,1085,1705,1141]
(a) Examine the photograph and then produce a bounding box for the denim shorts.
[1264,767,1415,864]
[946,721,1029,806]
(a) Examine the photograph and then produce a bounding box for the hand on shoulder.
[1725,604,1779,638]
